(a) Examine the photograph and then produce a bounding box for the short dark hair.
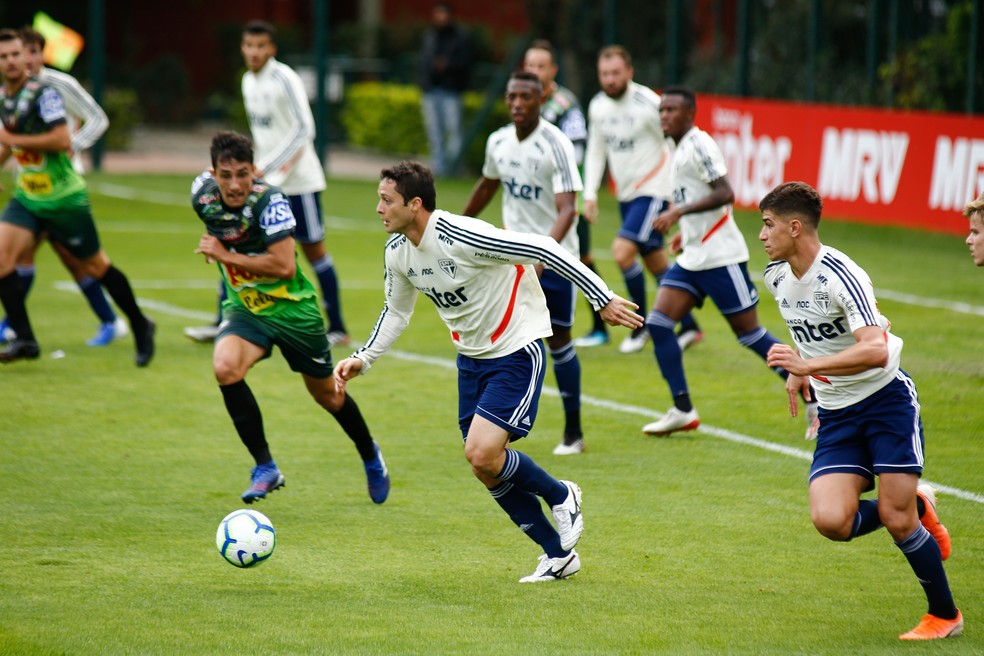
[508,69,542,90]
[380,161,436,211]
[210,131,254,168]
[759,181,823,229]
[661,85,696,111]
[0,29,21,44]
[243,20,276,43]
[19,26,44,49]
[527,39,556,64]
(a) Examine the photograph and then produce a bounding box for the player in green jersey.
[0,29,154,365]
[191,130,390,504]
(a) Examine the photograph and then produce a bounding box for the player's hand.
[783,373,812,418]
[653,206,682,234]
[767,343,810,377]
[583,200,599,224]
[333,357,364,392]
[669,232,683,254]
[194,234,225,264]
[599,294,643,329]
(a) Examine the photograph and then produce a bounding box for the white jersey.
[763,245,903,410]
[671,126,748,271]
[582,81,672,203]
[242,58,326,194]
[38,67,108,173]
[482,119,583,257]
[353,210,615,366]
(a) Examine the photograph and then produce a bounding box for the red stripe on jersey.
[811,374,832,384]
[451,331,460,341]
[630,146,670,192]
[700,210,731,244]
[490,265,525,344]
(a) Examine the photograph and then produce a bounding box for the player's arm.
[549,190,578,244]
[196,234,297,280]
[462,175,499,217]
[53,73,109,152]
[0,122,71,152]
[582,120,607,222]
[767,325,888,378]
[254,72,312,177]
[654,175,735,234]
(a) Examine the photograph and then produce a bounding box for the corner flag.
[32,12,85,71]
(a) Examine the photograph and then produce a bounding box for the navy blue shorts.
[288,192,325,245]
[540,269,576,328]
[660,261,759,315]
[618,196,666,255]
[457,340,546,441]
[809,371,925,484]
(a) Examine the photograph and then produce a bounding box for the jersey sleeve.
[351,245,418,372]
[47,72,108,152]
[582,98,607,201]
[557,107,587,166]
[254,65,314,177]
[693,131,728,184]
[36,86,69,128]
[550,131,583,195]
[256,190,297,244]
[481,131,502,180]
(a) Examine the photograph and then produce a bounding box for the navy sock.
[583,261,608,334]
[215,280,227,325]
[220,380,271,465]
[312,254,346,334]
[78,275,117,324]
[622,262,647,312]
[328,394,376,461]
[550,342,581,414]
[738,326,787,377]
[489,481,565,558]
[895,525,958,619]
[497,448,567,506]
[646,309,689,403]
[849,499,883,539]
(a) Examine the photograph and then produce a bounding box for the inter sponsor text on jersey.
[482,120,583,257]
[671,126,748,271]
[763,245,903,410]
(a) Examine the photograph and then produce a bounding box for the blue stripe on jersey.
[263,67,310,173]
[821,254,877,325]
[436,217,609,306]
[541,129,576,192]
[631,88,659,114]
[764,261,785,275]
[689,132,723,181]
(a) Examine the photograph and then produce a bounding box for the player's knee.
[644,310,675,343]
[213,361,243,387]
[810,509,854,541]
[878,506,919,541]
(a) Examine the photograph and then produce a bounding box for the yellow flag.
[32,12,85,71]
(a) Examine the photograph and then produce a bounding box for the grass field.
[1,170,981,655]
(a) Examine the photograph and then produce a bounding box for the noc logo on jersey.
[439,259,457,279]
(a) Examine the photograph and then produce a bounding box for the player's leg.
[641,247,702,350]
[642,276,700,435]
[290,192,348,345]
[421,90,447,176]
[459,343,582,580]
[808,472,871,541]
[542,271,583,455]
[50,239,125,347]
[444,91,464,175]
[0,246,37,343]
[573,216,609,347]
[0,203,42,361]
[286,321,387,503]
[214,327,283,503]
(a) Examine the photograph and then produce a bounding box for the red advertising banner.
[695,95,984,235]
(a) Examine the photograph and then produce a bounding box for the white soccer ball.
[216,509,276,568]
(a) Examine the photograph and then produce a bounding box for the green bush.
[101,88,141,151]
[339,82,510,174]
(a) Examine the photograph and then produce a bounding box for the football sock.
[497,448,568,507]
[329,394,376,461]
[652,269,701,336]
[489,481,565,558]
[583,261,608,334]
[564,410,582,440]
[220,380,271,465]
[312,254,346,334]
[77,275,117,324]
[645,309,689,399]
[849,499,882,539]
[622,262,647,313]
[738,327,787,377]
[895,524,958,619]
[15,264,35,295]
[550,342,581,414]
[673,393,693,413]
[0,271,35,341]
[99,266,148,331]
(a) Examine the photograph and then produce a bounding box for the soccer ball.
[216,509,276,568]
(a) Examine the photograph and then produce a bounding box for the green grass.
[1,171,981,655]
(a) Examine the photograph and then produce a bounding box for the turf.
[0,171,980,655]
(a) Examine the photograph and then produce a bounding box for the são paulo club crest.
[439,259,457,279]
